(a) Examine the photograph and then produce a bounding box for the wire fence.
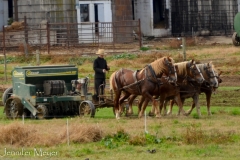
[0,18,142,55]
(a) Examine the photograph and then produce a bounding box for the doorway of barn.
[153,0,169,29]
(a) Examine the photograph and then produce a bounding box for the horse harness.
[119,65,163,93]
[118,59,176,93]
[177,62,202,85]
[176,62,202,94]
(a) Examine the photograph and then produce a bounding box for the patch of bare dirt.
[220,75,240,87]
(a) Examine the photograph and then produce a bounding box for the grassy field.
[0,106,240,160]
[0,40,240,159]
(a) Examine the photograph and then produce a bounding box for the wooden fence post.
[3,26,7,82]
[47,22,50,54]
[182,37,186,61]
[138,19,142,48]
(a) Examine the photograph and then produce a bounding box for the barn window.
[80,4,89,22]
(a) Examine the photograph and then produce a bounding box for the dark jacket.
[93,57,109,79]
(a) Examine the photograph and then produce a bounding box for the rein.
[146,64,162,84]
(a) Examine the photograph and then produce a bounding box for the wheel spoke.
[5,98,23,119]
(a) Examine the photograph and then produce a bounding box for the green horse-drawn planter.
[2,65,99,119]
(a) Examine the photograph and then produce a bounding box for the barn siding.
[112,0,133,21]
[13,0,77,24]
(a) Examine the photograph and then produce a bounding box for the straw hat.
[96,49,107,55]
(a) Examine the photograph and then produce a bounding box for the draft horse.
[109,56,177,119]
[167,62,222,117]
[182,62,222,116]
[129,60,205,117]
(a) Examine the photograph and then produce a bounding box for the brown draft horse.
[109,56,177,119]
[128,60,205,117]
[178,63,222,116]
[167,62,222,117]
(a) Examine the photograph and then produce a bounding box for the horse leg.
[193,93,201,117]
[119,92,131,116]
[149,96,157,116]
[186,100,195,116]
[137,96,145,115]
[162,99,169,116]
[114,91,121,119]
[138,98,150,118]
[149,104,155,116]
[174,95,185,116]
[153,97,161,118]
[138,92,157,118]
[205,92,212,116]
[127,94,137,116]
[167,99,174,115]
[158,96,166,117]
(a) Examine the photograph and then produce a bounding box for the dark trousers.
[94,79,105,98]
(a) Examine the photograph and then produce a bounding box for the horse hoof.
[126,112,133,117]
[116,113,121,120]
[125,114,130,117]
[148,112,154,117]
[208,113,212,116]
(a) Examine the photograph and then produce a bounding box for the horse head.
[187,59,204,83]
[202,62,219,88]
[213,70,222,91]
[163,56,177,84]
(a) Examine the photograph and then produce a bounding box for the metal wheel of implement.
[232,32,240,46]
[79,101,95,118]
[5,97,23,119]
[36,105,49,120]
[2,87,13,107]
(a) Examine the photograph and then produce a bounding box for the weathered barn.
[1,0,239,37]
[134,0,239,37]
[11,0,132,24]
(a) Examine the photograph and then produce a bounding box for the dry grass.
[169,39,182,49]
[168,38,196,49]
[109,59,136,68]
[186,38,196,46]
[49,55,70,64]
[0,121,103,147]
[63,123,102,143]
[18,44,33,53]
[183,125,235,145]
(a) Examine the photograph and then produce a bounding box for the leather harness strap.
[146,65,163,88]
[132,70,142,93]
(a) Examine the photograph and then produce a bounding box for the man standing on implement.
[93,49,110,102]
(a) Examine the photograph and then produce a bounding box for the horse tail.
[109,71,117,91]
[109,69,122,92]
